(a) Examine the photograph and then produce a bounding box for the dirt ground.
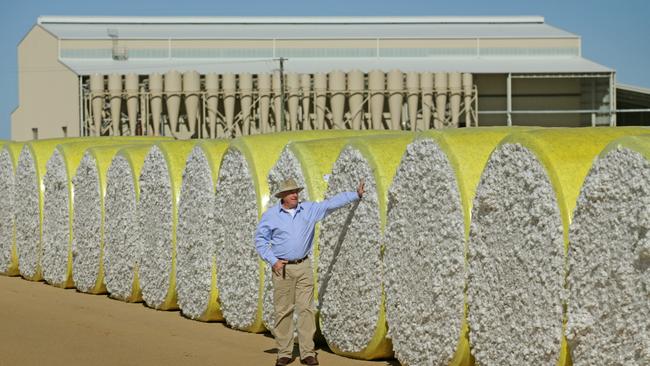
[0,275,397,366]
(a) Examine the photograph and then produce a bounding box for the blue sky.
[1,0,648,139]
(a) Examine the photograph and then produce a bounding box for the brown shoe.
[300,356,319,365]
[275,357,292,366]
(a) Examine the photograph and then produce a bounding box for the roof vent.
[108,28,128,61]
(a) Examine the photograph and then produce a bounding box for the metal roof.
[617,83,650,95]
[60,56,611,75]
[38,16,577,40]
[617,83,650,107]
[40,16,606,75]
[39,16,547,24]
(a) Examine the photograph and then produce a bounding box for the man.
[255,177,365,366]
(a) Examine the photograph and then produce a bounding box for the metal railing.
[478,108,650,127]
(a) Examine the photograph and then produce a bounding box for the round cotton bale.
[263,136,366,330]
[43,137,158,289]
[566,135,650,365]
[14,137,91,281]
[176,140,229,321]
[468,127,648,366]
[137,141,198,310]
[104,145,158,302]
[0,142,23,276]
[384,127,517,366]
[317,134,413,360]
[215,131,385,333]
[72,140,163,294]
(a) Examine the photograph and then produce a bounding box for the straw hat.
[274,178,304,198]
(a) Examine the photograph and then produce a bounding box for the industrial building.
[11,16,628,140]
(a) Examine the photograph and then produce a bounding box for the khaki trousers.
[272,259,316,359]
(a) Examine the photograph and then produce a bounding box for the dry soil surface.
[0,275,396,366]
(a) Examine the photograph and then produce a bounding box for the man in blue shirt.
[255,177,364,366]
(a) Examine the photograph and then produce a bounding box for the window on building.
[62,126,68,137]
[32,128,38,140]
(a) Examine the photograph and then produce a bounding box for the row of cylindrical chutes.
[86,70,476,140]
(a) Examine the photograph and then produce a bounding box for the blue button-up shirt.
[255,191,359,266]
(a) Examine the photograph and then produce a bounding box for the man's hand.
[357,179,365,199]
[272,260,288,276]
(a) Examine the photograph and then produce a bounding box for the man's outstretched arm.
[311,179,365,221]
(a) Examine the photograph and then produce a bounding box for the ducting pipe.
[462,73,474,127]
[89,74,104,136]
[434,72,448,129]
[125,74,139,136]
[300,74,312,130]
[387,70,404,130]
[272,71,283,133]
[108,74,123,136]
[406,72,420,131]
[240,73,253,135]
[286,73,300,131]
[164,71,182,136]
[222,73,237,137]
[368,70,385,130]
[149,73,163,137]
[258,74,271,134]
[181,71,200,139]
[420,73,434,130]
[347,70,364,130]
[205,73,219,139]
[314,74,327,130]
[328,70,346,129]
[449,72,462,128]
[139,85,148,136]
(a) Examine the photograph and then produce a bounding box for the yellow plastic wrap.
[144,140,200,310]
[45,137,165,289]
[17,137,98,281]
[78,140,168,295]
[600,134,650,163]
[230,130,404,333]
[415,127,527,366]
[502,127,649,249]
[0,142,24,276]
[495,127,649,366]
[322,133,415,360]
[190,139,230,321]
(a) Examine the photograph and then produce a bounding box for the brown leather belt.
[279,255,309,278]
